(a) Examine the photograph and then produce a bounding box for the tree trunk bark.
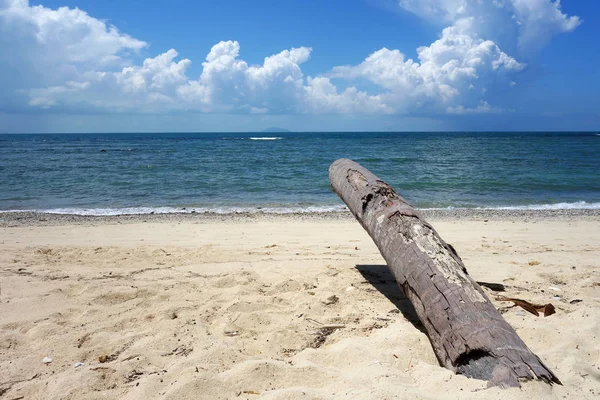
[329,158,559,388]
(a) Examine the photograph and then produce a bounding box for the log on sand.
[329,158,559,388]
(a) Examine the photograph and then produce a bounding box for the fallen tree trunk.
[329,158,559,388]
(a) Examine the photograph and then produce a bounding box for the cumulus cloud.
[397,0,581,53]
[28,49,192,111]
[27,41,316,113]
[303,77,391,114]
[328,23,524,113]
[0,0,145,89]
[0,0,581,117]
[188,41,312,112]
[447,100,503,115]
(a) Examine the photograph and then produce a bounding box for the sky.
[0,0,598,132]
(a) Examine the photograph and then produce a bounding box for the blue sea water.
[1,132,599,215]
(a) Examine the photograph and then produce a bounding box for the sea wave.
[249,137,282,140]
[3,201,600,216]
[481,201,600,210]
[424,201,600,211]
[3,204,348,216]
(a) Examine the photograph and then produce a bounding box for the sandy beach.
[0,211,599,399]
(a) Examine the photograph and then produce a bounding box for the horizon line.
[1,130,599,135]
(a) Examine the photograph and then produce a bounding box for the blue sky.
[1,0,598,132]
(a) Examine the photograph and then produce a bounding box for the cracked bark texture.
[329,158,559,388]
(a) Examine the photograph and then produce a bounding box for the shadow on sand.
[355,264,426,334]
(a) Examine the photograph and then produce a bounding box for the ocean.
[1,132,599,215]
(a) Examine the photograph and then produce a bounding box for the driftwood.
[329,158,559,388]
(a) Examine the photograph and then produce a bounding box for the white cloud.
[447,100,503,115]
[189,41,312,112]
[327,23,524,113]
[303,77,391,114]
[125,49,191,92]
[510,0,581,52]
[398,0,467,22]
[316,0,579,112]
[250,107,269,114]
[27,49,192,111]
[0,0,581,117]
[26,41,316,113]
[0,0,146,90]
[397,0,581,53]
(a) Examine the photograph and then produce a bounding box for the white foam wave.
[4,201,600,216]
[425,201,600,211]
[4,204,348,216]
[484,201,600,210]
[249,137,282,140]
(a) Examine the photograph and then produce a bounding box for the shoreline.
[1,208,599,227]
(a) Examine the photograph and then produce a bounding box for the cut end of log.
[457,351,518,388]
[455,350,561,388]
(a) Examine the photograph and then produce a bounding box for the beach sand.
[0,211,599,399]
